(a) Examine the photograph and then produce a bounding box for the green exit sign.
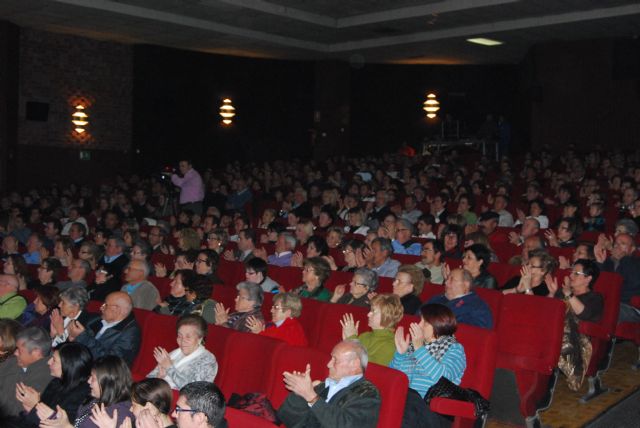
[79,150,91,161]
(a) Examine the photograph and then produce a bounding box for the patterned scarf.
[425,335,457,362]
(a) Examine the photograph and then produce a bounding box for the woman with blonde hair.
[340,294,404,366]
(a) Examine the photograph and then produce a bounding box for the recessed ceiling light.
[467,37,504,46]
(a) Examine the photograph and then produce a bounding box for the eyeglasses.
[207,236,220,241]
[351,281,369,288]
[272,304,283,310]
[101,303,119,310]
[245,271,257,275]
[570,270,588,276]
[342,249,353,254]
[421,247,433,252]
[196,259,209,264]
[174,406,199,414]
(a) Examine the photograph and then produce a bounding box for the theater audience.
[330,267,378,306]
[205,228,228,254]
[34,355,135,428]
[278,339,381,427]
[68,291,141,366]
[77,242,102,271]
[15,342,92,428]
[391,304,466,428]
[289,257,332,301]
[51,287,98,347]
[214,281,264,332]
[0,274,27,319]
[120,259,160,311]
[546,259,603,391]
[340,294,404,366]
[19,286,60,331]
[462,244,497,289]
[183,275,216,323]
[246,292,308,347]
[367,237,401,278]
[244,257,279,293]
[4,254,30,290]
[148,314,218,389]
[415,239,445,284]
[0,327,53,419]
[503,249,557,296]
[594,233,640,322]
[393,264,425,315]
[291,235,328,267]
[89,237,129,301]
[172,381,226,428]
[155,269,194,316]
[428,268,493,329]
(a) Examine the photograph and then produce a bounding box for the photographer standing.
[171,159,205,215]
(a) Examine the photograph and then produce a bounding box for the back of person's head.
[132,378,173,415]
[94,355,132,406]
[244,257,268,278]
[57,342,93,391]
[34,285,61,311]
[16,326,52,357]
[0,319,22,359]
[420,303,457,338]
[188,274,214,301]
[179,381,226,427]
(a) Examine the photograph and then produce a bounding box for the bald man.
[278,340,381,428]
[0,274,27,319]
[68,291,141,365]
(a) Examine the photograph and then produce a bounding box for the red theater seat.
[474,287,503,328]
[212,285,238,308]
[150,253,175,272]
[266,345,330,408]
[218,332,286,398]
[365,362,409,428]
[615,296,640,369]
[487,263,521,288]
[325,270,353,292]
[430,325,498,428]
[148,275,172,298]
[226,407,278,428]
[217,260,245,286]
[205,325,239,382]
[297,297,330,347]
[313,303,369,353]
[494,294,565,426]
[131,311,178,378]
[578,271,622,402]
[269,266,302,291]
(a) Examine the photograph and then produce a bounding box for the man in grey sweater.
[120,259,160,311]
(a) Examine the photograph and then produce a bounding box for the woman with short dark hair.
[19,285,60,331]
[391,303,466,428]
[128,379,175,427]
[16,342,93,428]
[291,257,332,302]
[462,244,497,289]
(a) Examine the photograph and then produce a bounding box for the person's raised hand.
[246,315,265,334]
[283,363,316,402]
[330,284,346,303]
[340,313,359,339]
[394,326,410,354]
[89,403,118,428]
[214,302,230,325]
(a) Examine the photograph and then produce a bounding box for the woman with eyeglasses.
[35,355,134,428]
[545,259,603,391]
[392,265,425,315]
[194,250,222,285]
[214,282,264,332]
[330,267,378,307]
[205,228,228,255]
[31,257,63,288]
[77,242,102,270]
[148,315,218,390]
[502,249,558,296]
[340,294,403,366]
[246,292,308,347]
[291,257,332,302]
[15,342,93,428]
[244,257,279,293]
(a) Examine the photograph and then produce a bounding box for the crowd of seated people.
[0,148,638,426]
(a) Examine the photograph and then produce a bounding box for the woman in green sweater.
[340,294,404,366]
[292,257,332,302]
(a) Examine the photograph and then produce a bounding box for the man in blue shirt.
[427,268,493,329]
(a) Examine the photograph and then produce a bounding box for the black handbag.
[424,377,491,417]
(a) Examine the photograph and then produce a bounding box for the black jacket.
[75,312,141,366]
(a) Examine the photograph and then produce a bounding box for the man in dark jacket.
[277,340,380,428]
[68,291,141,366]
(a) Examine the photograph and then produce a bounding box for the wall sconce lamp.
[423,93,440,119]
[72,105,89,133]
[219,98,236,125]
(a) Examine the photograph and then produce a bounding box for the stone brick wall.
[18,28,132,151]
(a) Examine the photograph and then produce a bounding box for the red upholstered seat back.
[325,270,353,292]
[314,303,369,353]
[487,262,522,288]
[150,253,175,272]
[148,275,172,298]
[297,297,329,346]
[496,294,565,375]
[217,260,244,287]
[212,285,237,308]
[266,345,330,408]
[269,266,302,291]
[225,407,279,428]
[131,311,177,377]
[474,287,503,328]
[365,362,409,428]
[218,332,286,398]
[455,324,498,397]
[205,324,239,382]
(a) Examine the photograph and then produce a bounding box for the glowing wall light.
[423,93,440,119]
[219,98,236,125]
[72,105,89,133]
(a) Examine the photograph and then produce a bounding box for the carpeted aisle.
[487,340,640,428]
